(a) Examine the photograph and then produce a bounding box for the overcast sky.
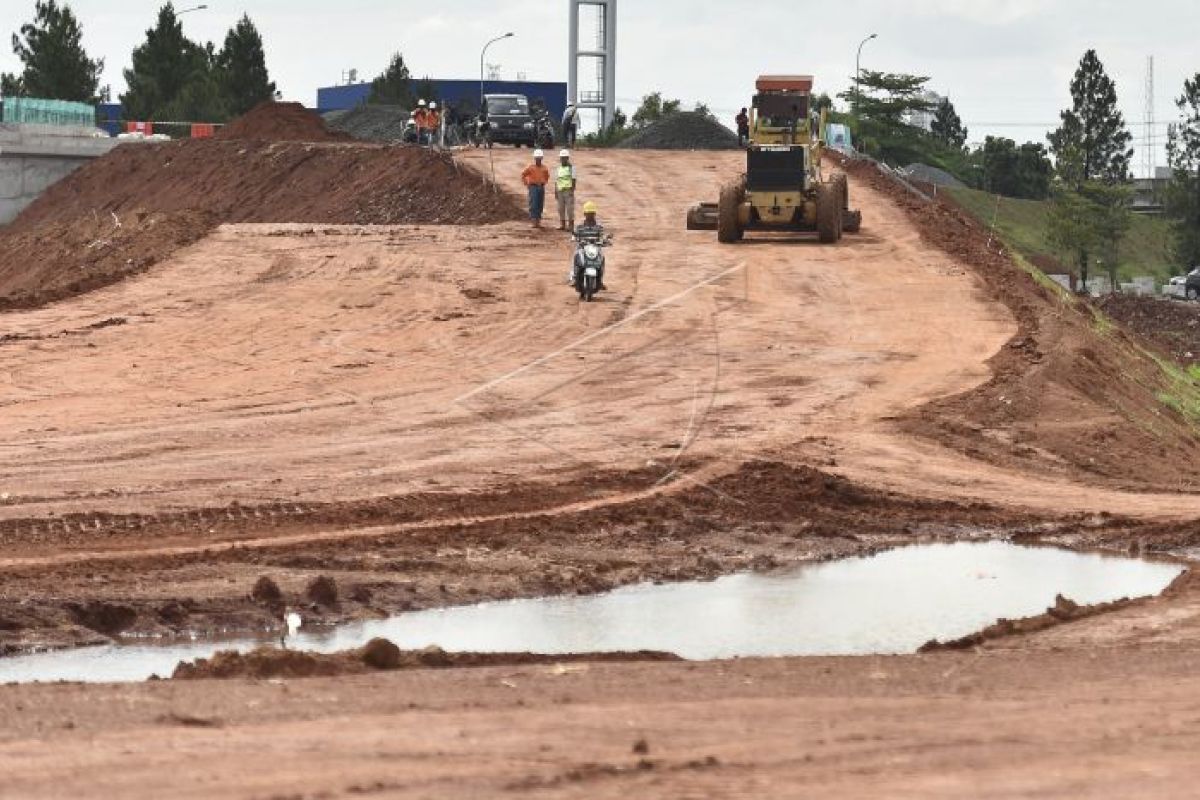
[2,0,1197,175]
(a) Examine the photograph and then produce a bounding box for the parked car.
[482,94,537,147]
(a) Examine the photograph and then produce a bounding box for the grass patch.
[946,186,1177,284]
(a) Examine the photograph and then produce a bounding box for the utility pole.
[480,33,515,111]
[855,33,878,113]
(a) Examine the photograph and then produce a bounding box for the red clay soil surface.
[215,100,353,142]
[1097,293,1200,366]
[0,139,520,309]
[7,642,1200,798]
[5,146,1200,796]
[838,158,1200,492]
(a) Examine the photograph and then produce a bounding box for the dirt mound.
[326,104,411,142]
[171,642,680,680]
[834,153,1200,490]
[0,140,522,309]
[619,113,741,151]
[1097,295,1200,366]
[305,575,338,606]
[919,594,1141,652]
[217,101,351,142]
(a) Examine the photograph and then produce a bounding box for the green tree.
[693,102,714,119]
[368,53,413,106]
[631,92,682,128]
[121,3,209,120]
[1046,50,1134,289]
[159,42,228,122]
[1166,74,1200,267]
[979,137,1052,199]
[3,0,105,103]
[215,14,274,117]
[931,97,967,150]
[1048,49,1133,185]
[836,70,936,164]
[1,73,23,96]
[813,92,834,113]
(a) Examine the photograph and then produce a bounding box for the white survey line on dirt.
[452,262,746,405]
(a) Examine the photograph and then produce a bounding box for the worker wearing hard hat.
[413,100,429,145]
[569,200,608,289]
[426,102,441,147]
[521,149,551,228]
[554,149,578,232]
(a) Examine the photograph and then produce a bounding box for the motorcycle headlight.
[584,244,601,260]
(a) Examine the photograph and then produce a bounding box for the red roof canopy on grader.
[687,75,862,243]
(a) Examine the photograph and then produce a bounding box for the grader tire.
[831,172,849,210]
[717,180,745,244]
[816,181,842,244]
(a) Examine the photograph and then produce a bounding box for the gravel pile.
[619,112,741,151]
[325,104,412,142]
[901,163,966,189]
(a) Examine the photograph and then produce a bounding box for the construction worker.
[427,102,441,147]
[413,100,429,145]
[555,149,578,232]
[736,107,750,147]
[522,149,550,228]
[561,103,579,148]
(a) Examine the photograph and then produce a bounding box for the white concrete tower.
[568,0,617,130]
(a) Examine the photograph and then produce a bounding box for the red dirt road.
[2,149,1197,532]
[5,146,1200,797]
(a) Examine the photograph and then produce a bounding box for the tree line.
[847,51,1200,285]
[2,0,275,122]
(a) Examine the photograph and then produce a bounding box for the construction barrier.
[190,123,216,139]
[126,121,154,135]
[2,97,96,127]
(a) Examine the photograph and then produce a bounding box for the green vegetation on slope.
[945,186,1177,284]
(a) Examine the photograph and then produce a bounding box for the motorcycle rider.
[570,201,607,290]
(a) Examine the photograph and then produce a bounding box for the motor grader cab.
[687,75,861,243]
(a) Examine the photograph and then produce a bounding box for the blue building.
[317,79,568,122]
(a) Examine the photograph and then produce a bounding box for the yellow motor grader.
[687,75,861,243]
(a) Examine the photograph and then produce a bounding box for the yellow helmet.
[583,201,598,215]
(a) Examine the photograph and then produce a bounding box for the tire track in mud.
[0,461,735,571]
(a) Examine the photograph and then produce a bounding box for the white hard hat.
[429,102,437,109]
[533,148,545,158]
[559,149,571,158]
[418,99,427,107]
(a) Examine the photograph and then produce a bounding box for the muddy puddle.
[0,542,1184,684]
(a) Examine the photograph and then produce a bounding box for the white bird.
[280,609,302,649]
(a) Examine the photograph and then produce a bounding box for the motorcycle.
[533,110,556,149]
[572,232,612,303]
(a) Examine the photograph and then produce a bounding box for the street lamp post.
[855,33,878,113]
[480,32,515,111]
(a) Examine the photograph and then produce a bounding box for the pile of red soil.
[216,101,351,142]
[0,140,523,309]
[835,153,1200,491]
[1097,294,1200,366]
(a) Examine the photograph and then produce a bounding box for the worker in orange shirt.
[427,102,442,147]
[521,149,550,228]
[413,100,429,145]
